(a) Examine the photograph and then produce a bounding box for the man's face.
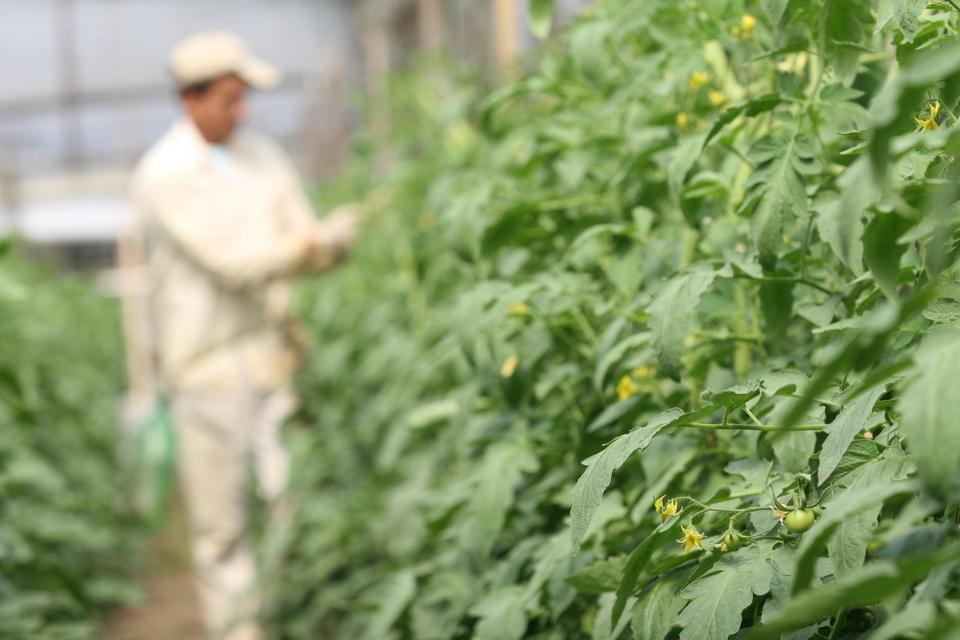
[183,74,249,144]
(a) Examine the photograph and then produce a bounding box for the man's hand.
[304,206,359,271]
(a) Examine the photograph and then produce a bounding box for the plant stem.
[678,421,826,432]
[731,273,834,295]
[744,406,764,427]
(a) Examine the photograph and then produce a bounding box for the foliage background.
[265,0,960,639]
[0,242,138,638]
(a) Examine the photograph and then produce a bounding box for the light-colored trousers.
[172,390,294,640]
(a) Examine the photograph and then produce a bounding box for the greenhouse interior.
[3,1,960,639]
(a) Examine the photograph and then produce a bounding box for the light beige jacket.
[122,119,329,394]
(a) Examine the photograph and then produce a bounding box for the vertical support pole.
[417,0,443,51]
[493,0,519,71]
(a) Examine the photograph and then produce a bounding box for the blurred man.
[120,32,357,640]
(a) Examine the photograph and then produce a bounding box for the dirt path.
[102,502,204,640]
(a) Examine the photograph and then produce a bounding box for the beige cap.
[169,31,281,89]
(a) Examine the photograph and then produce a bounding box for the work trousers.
[171,389,294,640]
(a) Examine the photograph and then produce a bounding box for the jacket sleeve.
[136,171,309,290]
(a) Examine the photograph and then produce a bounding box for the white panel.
[0,0,60,101]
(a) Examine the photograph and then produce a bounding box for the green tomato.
[785,509,816,533]
[722,530,744,551]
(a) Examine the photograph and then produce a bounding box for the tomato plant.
[0,243,138,637]
[266,1,960,638]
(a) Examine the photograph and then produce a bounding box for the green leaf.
[869,40,960,182]
[587,397,642,434]
[827,507,881,575]
[676,543,776,640]
[648,269,718,379]
[565,555,628,594]
[363,570,417,640]
[570,409,683,553]
[528,0,555,39]
[899,330,960,495]
[594,332,649,390]
[630,572,688,640]
[869,602,937,640]
[876,0,927,40]
[771,430,816,473]
[815,174,868,275]
[670,134,708,202]
[746,135,809,269]
[612,518,684,627]
[863,213,911,299]
[748,543,960,640]
[593,592,635,640]
[703,93,781,148]
[700,380,761,409]
[470,586,528,640]
[465,441,539,557]
[759,281,794,344]
[823,0,873,81]
[817,387,885,484]
[793,471,917,594]
[762,0,790,26]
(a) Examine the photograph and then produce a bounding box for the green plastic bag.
[133,399,177,530]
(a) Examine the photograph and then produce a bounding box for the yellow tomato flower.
[740,13,757,34]
[708,90,727,106]
[689,71,710,90]
[771,506,789,524]
[507,302,529,316]
[677,525,705,553]
[676,112,690,132]
[655,495,680,522]
[500,355,519,378]
[915,101,941,131]
[617,374,638,400]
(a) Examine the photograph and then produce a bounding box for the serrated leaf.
[818,387,885,484]
[465,441,539,557]
[869,40,960,182]
[899,330,960,495]
[363,570,417,640]
[565,555,628,594]
[823,0,873,81]
[749,543,960,640]
[593,592,635,640]
[772,430,816,473]
[570,409,683,553]
[876,0,927,40]
[704,93,781,148]
[613,518,684,627]
[869,602,937,640]
[677,544,776,640]
[827,506,881,575]
[793,467,917,594]
[470,586,528,640]
[648,269,718,379]
[630,571,688,640]
[762,0,790,26]
[924,300,960,327]
[747,136,808,269]
[816,185,865,274]
[700,380,761,409]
